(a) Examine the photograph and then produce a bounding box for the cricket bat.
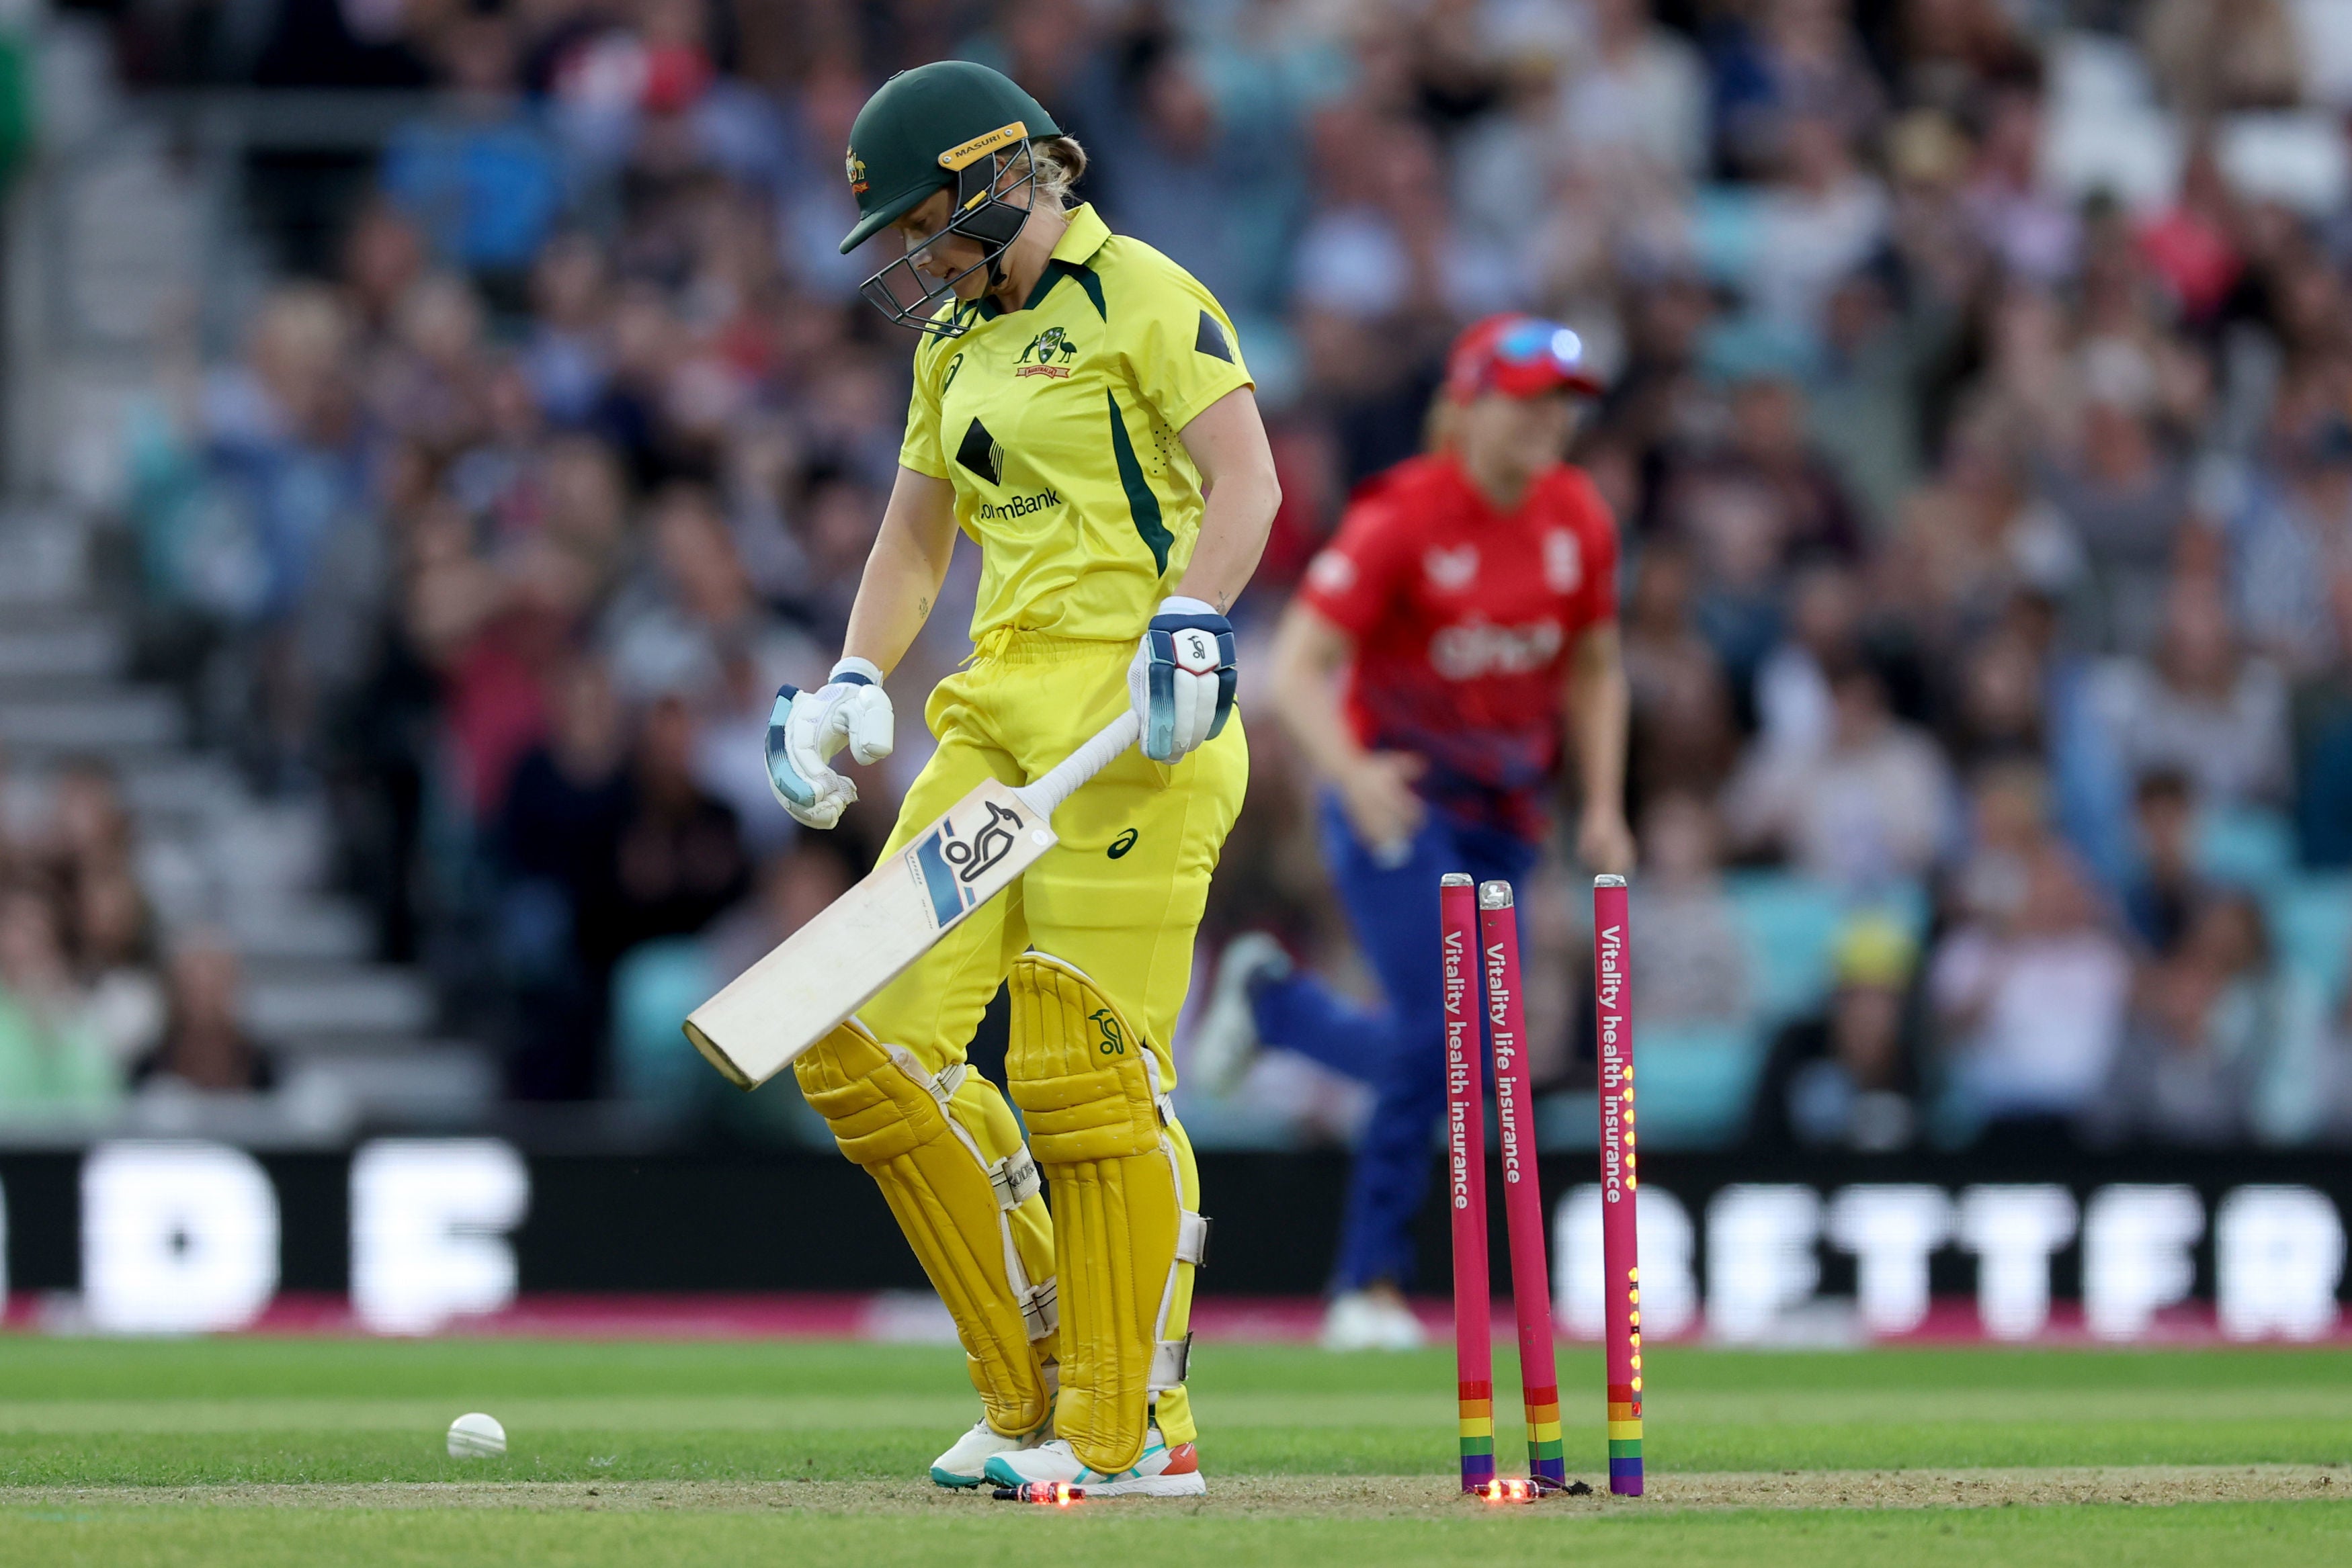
[683,710,1142,1088]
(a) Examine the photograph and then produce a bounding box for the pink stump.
[1476,881,1564,1491]
[1440,873,1493,1492]
[1593,873,1643,1495]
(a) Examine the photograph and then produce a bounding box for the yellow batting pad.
[1150,1114,1204,1450]
[794,1018,1056,1436]
[1007,960,1166,1164]
[1007,954,1206,1475]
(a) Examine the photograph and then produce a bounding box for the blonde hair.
[1423,394,1458,455]
[1027,134,1089,210]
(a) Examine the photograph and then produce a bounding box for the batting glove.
[767,657,894,830]
[1127,597,1236,764]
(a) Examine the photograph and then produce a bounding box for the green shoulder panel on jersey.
[1057,259,1107,321]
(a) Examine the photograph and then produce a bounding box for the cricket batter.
[1191,316,1632,1350]
[773,61,1275,1497]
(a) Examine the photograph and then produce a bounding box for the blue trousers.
[1251,795,1537,1292]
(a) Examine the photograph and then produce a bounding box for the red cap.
[1443,314,1605,403]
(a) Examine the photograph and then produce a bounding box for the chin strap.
[961,146,1033,298]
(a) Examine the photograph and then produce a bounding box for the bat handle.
[1015,711,1142,820]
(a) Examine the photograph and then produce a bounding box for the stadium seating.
[1627,1020,1766,1149]
[1722,873,1846,1027]
[610,938,716,1111]
[2267,875,2352,1010]
[2197,805,2301,887]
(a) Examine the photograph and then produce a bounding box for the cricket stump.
[1478,881,1566,1493]
[1593,873,1642,1495]
[1440,873,1495,1493]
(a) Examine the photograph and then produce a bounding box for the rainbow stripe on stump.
[1608,1382,1643,1491]
[1458,1378,1495,1488]
[1522,1384,1565,1490]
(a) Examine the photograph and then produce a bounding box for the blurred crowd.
[0,754,273,1120]
[59,0,2352,1149]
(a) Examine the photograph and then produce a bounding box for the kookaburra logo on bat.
[1171,629,1219,672]
[943,801,1023,883]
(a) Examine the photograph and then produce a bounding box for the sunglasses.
[1493,319,1588,372]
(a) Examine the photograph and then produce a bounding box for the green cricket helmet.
[839,60,1062,337]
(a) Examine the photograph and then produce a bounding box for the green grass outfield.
[0,1337,2346,1565]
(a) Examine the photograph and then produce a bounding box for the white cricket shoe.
[931,1418,1048,1488]
[1188,932,1292,1097]
[982,1428,1206,1497]
[1320,1287,1427,1352]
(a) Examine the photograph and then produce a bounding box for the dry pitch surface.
[0,1338,2347,1565]
[4,1463,2345,1514]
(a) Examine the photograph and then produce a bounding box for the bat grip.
[1015,711,1142,820]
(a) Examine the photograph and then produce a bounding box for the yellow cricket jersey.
[898,204,1254,642]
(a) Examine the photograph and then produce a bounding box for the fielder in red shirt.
[1191,314,1632,1349]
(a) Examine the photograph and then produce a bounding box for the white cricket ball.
[446,1412,507,1458]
